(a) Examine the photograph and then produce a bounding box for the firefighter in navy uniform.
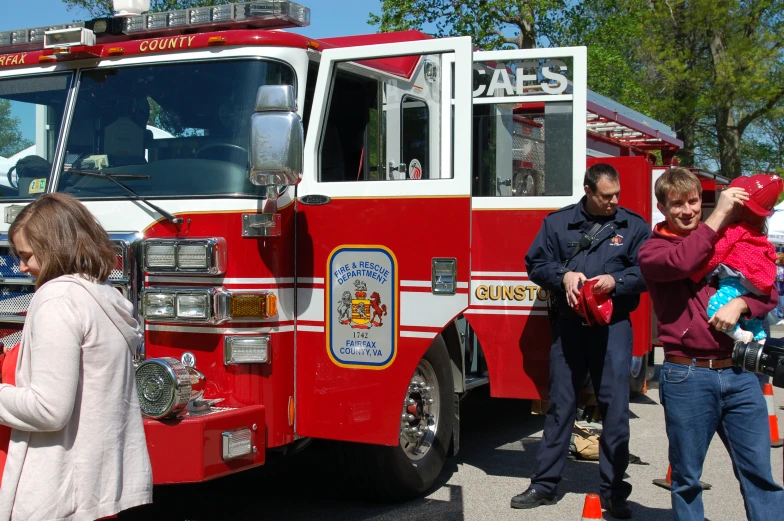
[511,163,650,519]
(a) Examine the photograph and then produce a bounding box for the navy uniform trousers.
[530,316,633,501]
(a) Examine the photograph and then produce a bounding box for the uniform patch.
[609,234,624,246]
[327,246,398,369]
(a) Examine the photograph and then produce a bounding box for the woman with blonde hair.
[0,193,152,520]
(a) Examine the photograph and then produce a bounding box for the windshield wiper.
[67,168,183,225]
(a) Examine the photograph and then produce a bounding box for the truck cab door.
[295,37,474,445]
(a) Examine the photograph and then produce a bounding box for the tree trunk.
[674,117,696,167]
[715,104,743,178]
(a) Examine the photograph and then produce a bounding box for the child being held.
[690,174,784,344]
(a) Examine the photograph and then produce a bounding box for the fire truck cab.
[0,0,687,499]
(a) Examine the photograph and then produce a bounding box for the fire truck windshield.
[0,73,72,200]
[57,59,295,199]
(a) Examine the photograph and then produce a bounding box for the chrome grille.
[0,249,32,281]
[0,285,33,316]
[0,328,22,349]
[110,242,129,281]
[0,237,137,343]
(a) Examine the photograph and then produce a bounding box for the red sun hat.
[729,174,784,217]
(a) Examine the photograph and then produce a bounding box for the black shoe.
[601,497,633,519]
[510,487,557,509]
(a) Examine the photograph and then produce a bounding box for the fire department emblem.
[609,234,624,246]
[328,246,398,369]
[338,280,388,329]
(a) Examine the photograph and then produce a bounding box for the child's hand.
[0,342,7,355]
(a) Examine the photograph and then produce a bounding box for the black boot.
[601,497,633,519]
[510,487,557,509]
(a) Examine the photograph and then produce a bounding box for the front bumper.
[143,405,266,484]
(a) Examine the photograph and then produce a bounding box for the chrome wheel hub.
[399,359,439,460]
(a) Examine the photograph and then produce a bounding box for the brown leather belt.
[664,355,734,369]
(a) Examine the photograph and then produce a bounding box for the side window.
[319,69,385,182]
[471,59,574,197]
[318,54,443,182]
[400,96,429,180]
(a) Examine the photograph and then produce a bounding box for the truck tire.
[343,336,454,502]
[630,352,648,396]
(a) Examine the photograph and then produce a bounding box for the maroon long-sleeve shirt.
[638,223,778,359]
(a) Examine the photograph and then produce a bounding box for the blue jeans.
[660,361,784,521]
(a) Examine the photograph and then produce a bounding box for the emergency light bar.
[0,1,310,53]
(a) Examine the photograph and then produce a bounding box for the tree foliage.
[641,0,784,177]
[368,0,567,49]
[0,100,33,159]
[371,0,784,177]
[62,0,232,18]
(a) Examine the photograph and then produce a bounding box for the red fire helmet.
[576,279,613,326]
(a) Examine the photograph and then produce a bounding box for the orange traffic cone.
[763,383,783,448]
[652,464,672,490]
[581,493,602,520]
[653,464,713,491]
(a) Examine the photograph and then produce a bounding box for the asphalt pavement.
[139,344,784,521]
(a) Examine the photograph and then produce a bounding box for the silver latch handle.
[388,161,406,172]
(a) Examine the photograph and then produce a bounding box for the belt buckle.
[709,359,714,369]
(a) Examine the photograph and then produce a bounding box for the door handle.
[388,161,406,172]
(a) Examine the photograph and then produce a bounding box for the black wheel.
[630,352,648,396]
[342,336,454,501]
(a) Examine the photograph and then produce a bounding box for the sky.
[1,0,383,36]
[2,0,383,144]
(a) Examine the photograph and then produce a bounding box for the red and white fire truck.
[0,0,712,499]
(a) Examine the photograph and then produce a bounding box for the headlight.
[136,357,191,419]
[145,243,176,269]
[142,288,224,323]
[177,294,209,319]
[225,335,271,365]
[143,238,227,275]
[144,293,175,319]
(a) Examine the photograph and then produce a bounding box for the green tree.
[62,0,231,18]
[740,108,784,175]
[368,0,567,49]
[0,100,33,158]
[643,0,784,177]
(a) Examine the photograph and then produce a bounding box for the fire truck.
[0,0,707,500]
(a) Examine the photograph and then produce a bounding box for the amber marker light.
[107,47,125,55]
[288,396,295,427]
[207,36,226,46]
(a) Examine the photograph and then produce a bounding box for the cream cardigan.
[0,275,152,520]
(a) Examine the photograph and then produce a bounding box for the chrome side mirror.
[249,85,303,187]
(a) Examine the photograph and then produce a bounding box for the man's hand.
[588,274,616,294]
[708,297,750,333]
[562,271,587,308]
[705,187,749,232]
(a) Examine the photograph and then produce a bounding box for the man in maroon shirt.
[639,167,784,521]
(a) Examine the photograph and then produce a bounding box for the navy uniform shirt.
[525,197,650,323]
